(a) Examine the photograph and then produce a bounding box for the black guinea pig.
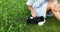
[27,16,45,24]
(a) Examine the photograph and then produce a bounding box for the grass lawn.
[0,0,60,32]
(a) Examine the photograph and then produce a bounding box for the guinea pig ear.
[40,16,44,19]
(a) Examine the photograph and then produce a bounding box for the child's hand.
[31,11,37,17]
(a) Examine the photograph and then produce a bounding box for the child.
[26,0,48,25]
[26,0,60,25]
[46,0,60,21]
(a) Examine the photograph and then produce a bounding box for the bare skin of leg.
[46,3,60,21]
[52,9,60,21]
[51,3,60,21]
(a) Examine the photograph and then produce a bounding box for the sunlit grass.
[0,0,60,32]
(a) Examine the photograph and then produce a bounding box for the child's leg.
[52,10,60,21]
[50,3,60,21]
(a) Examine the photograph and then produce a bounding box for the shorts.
[31,3,48,18]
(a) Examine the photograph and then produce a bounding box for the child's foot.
[38,19,46,26]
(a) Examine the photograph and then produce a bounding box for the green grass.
[0,0,60,32]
